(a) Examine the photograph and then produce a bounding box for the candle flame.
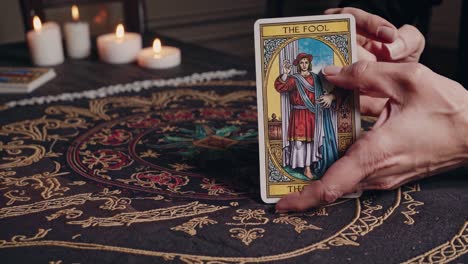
[71,5,79,21]
[33,16,42,31]
[153,38,162,54]
[116,24,125,39]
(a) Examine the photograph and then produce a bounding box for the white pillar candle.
[97,24,142,64]
[64,5,91,59]
[26,16,64,66]
[137,38,181,69]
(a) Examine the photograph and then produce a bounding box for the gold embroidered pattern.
[94,188,132,211]
[227,209,269,226]
[402,221,468,264]
[171,216,218,236]
[200,178,237,196]
[0,140,46,169]
[4,190,30,205]
[304,207,328,217]
[229,228,266,246]
[0,190,399,264]
[169,163,195,171]
[46,208,84,221]
[88,128,132,146]
[132,195,165,201]
[86,89,256,120]
[0,188,131,219]
[0,84,433,263]
[68,181,87,186]
[0,228,51,246]
[45,105,107,120]
[67,202,228,228]
[227,209,269,246]
[273,215,322,233]
[326,194,401,248]
[0,161,70,199]
[0,193,94,219]
[401,184,424,225]
[0,116,87,141]
[117,171,190,194]
[140,150,160,158]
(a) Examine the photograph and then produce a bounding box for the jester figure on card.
[274,52,338,179]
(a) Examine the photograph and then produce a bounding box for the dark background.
[0,0,463,82]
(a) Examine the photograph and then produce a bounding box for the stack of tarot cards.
[254,14,361,203]
[0,67,56,93]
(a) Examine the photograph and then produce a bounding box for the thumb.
[384,25,425,62]
[322,61,418,102]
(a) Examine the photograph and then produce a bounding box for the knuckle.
[320,185,342,204]
[401,63,430,86]
[321,189,340,204]
[346,61,370,79]
[402,24,425,45]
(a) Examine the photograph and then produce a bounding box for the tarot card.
[254,14,361,203]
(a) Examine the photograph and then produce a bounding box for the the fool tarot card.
[254,14,361,203]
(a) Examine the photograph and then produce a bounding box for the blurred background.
[0,0,463,80]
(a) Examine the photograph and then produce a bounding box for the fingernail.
[376,26,396,42]
[386,38,405,60]
[322,65,342,76]
[275,209,288,214]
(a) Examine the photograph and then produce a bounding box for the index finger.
[275,154,364,212]
[325,7,397,43]
[275,130,388,212]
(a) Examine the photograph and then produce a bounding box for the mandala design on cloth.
[66,88,259,199]
[0,76,464,263]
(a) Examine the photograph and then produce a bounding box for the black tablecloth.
[0,77,466,264]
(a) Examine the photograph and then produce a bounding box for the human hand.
[325,7,426,116]
[275,61,468,212]
[318,94,335,108]
[283,60,292,75]
[325,7,425,63]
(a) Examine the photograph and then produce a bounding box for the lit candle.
[137,38,181,69]
[26,16,64,66]
[97,24,142,64]
[63,5,91,59]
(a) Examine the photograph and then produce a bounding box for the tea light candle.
[26,16,64,66]
[137,38,181,69]
[64,5,91,59]
[97,24,142,64]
